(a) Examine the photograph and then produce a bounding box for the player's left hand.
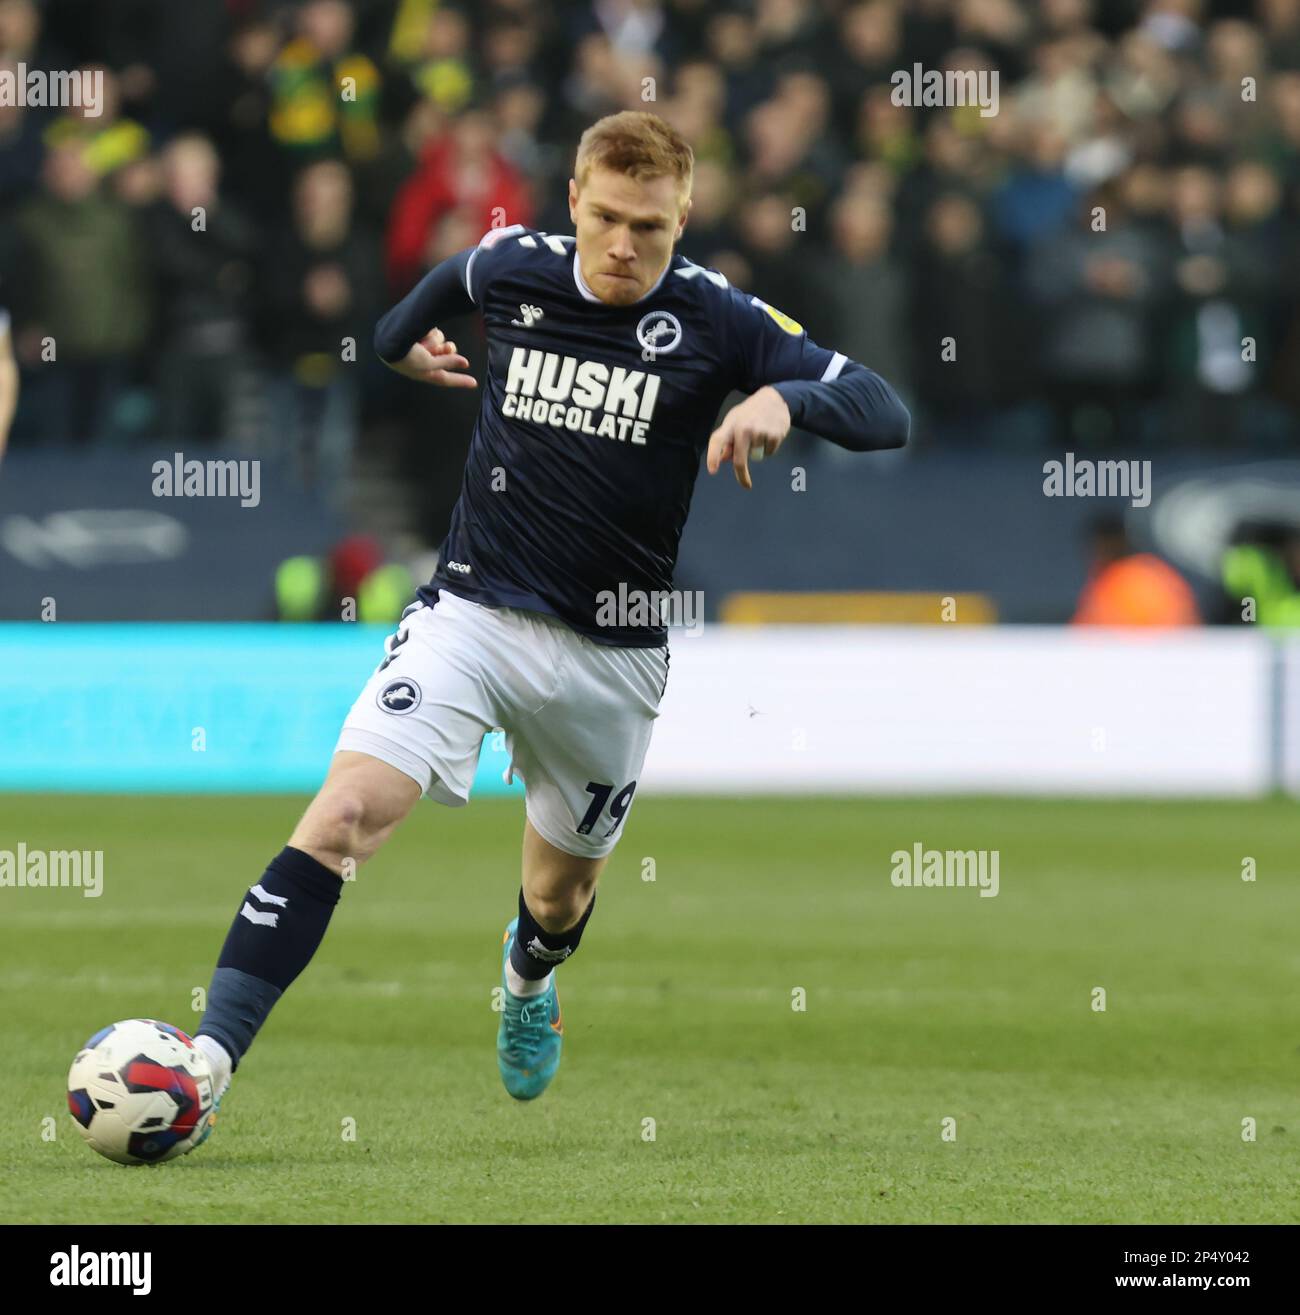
[706,386,791,490]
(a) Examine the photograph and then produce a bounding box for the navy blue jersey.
[376,225,908,647]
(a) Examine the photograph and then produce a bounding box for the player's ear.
[568,177,579,221]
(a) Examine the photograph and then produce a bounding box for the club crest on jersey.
[636,310,682,355]
[377,678,422,715]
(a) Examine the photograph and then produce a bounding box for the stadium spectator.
[145,134,260,445]
[1220,524,1300,626]
[211,18,288,228]
[815,187,912,429]
[384,105,534,294]
[259,157,382,504]
[1073,516,1202,627]
[1026,184,1169,445]
[909,189,1025,445]
[268,0,383,165]
[12,142,151,443]
[42,67,151,187]
[274,532,414,623]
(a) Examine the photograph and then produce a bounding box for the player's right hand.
[389,328,478,388]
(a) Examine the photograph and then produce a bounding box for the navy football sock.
[196,846,343,1068]
[509,886,596,980]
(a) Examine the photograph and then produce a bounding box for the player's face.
[569,168,690,306]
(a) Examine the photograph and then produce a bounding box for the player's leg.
[191,594,504,1136]
[496,821,608,1101]
[495,621,668,1099]
[193,751,422,1107]
[505,819,606,998]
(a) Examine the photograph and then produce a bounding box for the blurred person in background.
[384,104,534,295]
[1073,515,1201,627]
[146,133,259,446]
[672,154,737,261]
[11,142,151,444]
[741,72,842,218]
[394,2,476,115]
[659,58,733,170]
[1220,523,1300,627]
[734,189,814,330]
[0,0,70,84]
[704,8,770,136]
[910,189,1029,445]
[274,532,414,623]
[259,157,382,506]
[268,0,383,169]
[829,0,904,131]
[1261,0,1300,67]
[852,81,922,175]
[813,187,912,446]
[1026,182,1168,447]
[990,118,1079,253]
[1159,163,1278,446]
[211,18,286,229]
[493,73,555,187]
[42,66,150,190]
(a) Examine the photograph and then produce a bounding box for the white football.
[67,1019,213,1165]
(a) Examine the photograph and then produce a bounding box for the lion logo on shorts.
[377,678,422,714]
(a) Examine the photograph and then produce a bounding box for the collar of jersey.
[572,248,673,305]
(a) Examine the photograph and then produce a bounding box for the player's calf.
[506,820,605,995]
[194,752,421,1125]
[496,824,605,1100]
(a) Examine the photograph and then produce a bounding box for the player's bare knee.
[329,791,367,837]
[290,790,375,869]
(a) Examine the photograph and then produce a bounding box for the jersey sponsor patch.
[752,297,803,335]
[501,347,661,444]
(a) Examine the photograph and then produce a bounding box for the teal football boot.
[497,917,564,1100]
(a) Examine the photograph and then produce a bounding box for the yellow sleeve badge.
[753,297,803,335]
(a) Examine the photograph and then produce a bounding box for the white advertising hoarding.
[646,627,1272,796]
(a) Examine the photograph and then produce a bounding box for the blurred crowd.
[3,0,1300,518]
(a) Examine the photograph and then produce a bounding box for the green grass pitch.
[2,793,1296,1223]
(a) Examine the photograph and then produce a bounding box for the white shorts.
[335,590,669,858]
